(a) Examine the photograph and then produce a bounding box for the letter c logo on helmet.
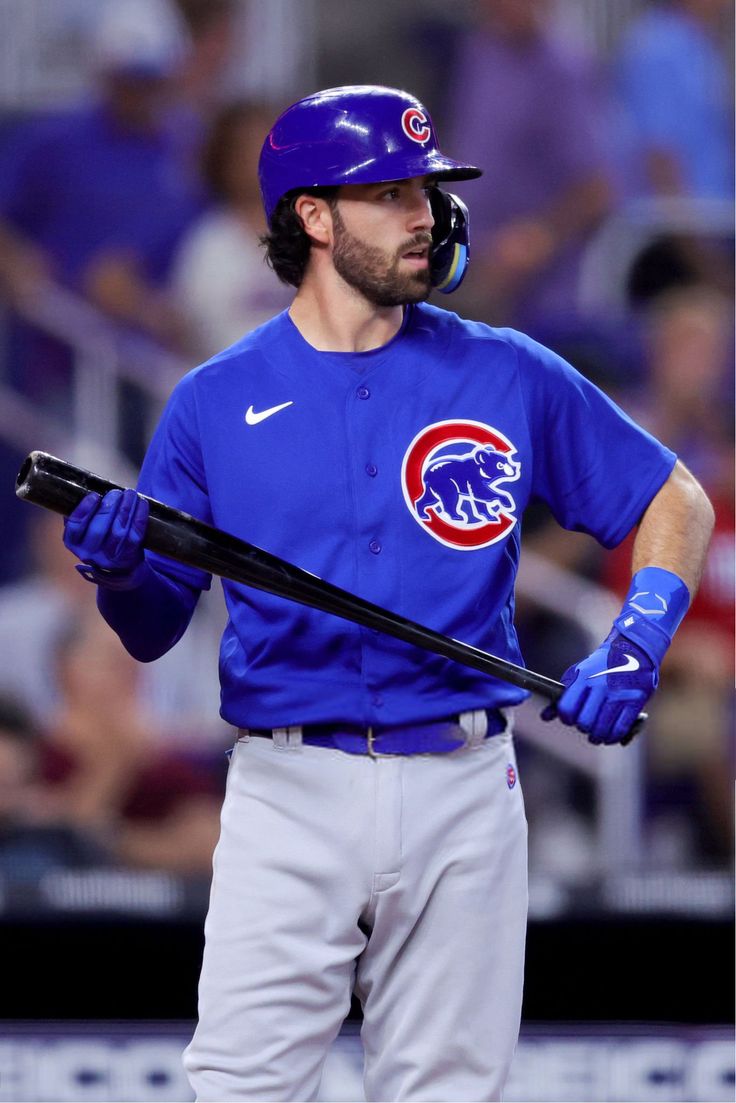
[401,107,431,145]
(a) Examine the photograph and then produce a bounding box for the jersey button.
[369,539,382,554]
[365,463,378,477]
[357,385,370,399]
[372,694,384,707]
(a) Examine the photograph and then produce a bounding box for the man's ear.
[293,194,333,245]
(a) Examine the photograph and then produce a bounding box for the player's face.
[330,177,435,307]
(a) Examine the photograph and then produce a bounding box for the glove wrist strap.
[613,566,690,665]
[75,560,149,591]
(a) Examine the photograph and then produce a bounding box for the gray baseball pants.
[184,723,528,1101]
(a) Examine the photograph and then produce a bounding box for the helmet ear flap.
[429,186,453,241]
[429,190,470,294]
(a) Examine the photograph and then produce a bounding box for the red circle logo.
[401,419,521,550]
[401,107,432,146]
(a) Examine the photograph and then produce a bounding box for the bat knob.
[620,711,648,746]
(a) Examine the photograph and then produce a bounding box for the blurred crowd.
[0,0,732,889]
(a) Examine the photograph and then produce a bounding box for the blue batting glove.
[541,566,690,745]
[63,488,149,588]
[541,631,657,744]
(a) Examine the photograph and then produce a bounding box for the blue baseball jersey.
[137,302,676,729]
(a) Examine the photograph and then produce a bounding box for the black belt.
[238,708,507,757]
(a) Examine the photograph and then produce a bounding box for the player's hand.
[63,489,149,588]
[540,630,658,744]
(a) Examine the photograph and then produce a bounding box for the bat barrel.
[16,451,315,603]
[16,450,108,515]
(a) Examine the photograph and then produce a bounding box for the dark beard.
[331,205,432,307]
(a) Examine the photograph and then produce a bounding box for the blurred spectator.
[0,693,110,883]
[615,0,733,204]
[173,0,240,124]
[0,0,202,351]
[0,509,98,725]
[170,100,292,359]
[624,285,733,477]
[39,611,223,875]
[0,505,227,747]
[614,0,734,302]
[444,0,615,328]
[603,285,734,864]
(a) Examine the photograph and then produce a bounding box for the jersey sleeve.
[137,369,213,590]
[511,330,676,548]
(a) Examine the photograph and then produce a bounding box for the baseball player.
[61,86,713,1102]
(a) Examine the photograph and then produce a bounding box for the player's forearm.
[97,561,199,662]
[548,463,713,743]
[631,459,714,597]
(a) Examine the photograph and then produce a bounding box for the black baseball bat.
[15,451,644,742]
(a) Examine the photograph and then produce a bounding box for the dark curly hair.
[260,187,339,288]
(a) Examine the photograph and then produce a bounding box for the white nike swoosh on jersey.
[588,654,641,679]
[245,401,294,425]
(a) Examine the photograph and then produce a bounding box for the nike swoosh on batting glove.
[541,566,690,745]
[541,631,657,744]
[63,488,149,588]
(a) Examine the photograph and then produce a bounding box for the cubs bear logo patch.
[401,419,521,550]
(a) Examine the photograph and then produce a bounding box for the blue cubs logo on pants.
[401,420,521,550]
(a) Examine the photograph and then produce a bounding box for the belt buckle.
[366,725,385,758]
